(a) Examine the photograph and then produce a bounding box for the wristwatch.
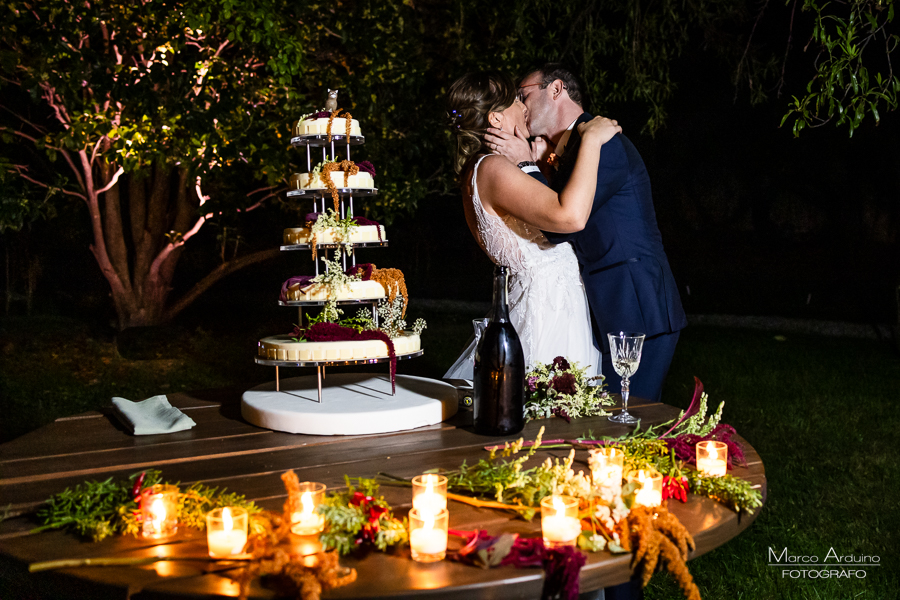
[517,161,539,174]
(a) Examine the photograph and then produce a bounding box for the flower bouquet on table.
[524,356,614,422]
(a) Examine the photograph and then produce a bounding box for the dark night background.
[7,50,898,333]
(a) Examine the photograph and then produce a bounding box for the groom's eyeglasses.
[516,81,567,103]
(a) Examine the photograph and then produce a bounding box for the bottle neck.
[491,267,510,322]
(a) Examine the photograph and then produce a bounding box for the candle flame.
[422,512,435,531]
[551,495,566,516]
[300,491,314,517]
[707,442,719,461]
[222,507,233,531]
[637,470,648,483]
[149,497,166,528]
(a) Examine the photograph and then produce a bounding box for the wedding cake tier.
[291,171,374,191]
[283,224,386,246]
[293,116,361,137]
[281,279,386,302]
[257,331,420,362]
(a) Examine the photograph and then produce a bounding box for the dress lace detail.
[463,155,600,374]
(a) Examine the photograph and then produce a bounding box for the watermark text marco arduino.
[768,547,880,579]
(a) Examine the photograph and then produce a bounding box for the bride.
[443,71,621,378]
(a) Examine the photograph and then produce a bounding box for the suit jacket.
[533,112,687,353]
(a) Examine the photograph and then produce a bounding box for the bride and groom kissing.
[447,64,686,405]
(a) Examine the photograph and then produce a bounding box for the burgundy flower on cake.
[310,111,331,119]
[550,372,577,396]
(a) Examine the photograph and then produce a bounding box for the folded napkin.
[111,395,197,436]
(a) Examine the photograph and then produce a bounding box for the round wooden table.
[0,388,766,599]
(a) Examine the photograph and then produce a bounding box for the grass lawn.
[2,315,898,600]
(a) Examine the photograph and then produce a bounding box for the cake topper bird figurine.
[325,89,339,112]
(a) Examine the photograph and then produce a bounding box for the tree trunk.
[88,163,279,329]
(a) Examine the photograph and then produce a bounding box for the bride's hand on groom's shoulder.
[578,116,622,146]
[484,126,533,165]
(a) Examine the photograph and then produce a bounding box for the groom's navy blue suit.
[529,113,686,402]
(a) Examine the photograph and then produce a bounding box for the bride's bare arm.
[477,117,621,233]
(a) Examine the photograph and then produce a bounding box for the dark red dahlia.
[356,160,376,176]
[551,356,570,371]
[550,372,577,396]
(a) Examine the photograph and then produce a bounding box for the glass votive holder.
[408,507,449,563]
[588,447,624,494]
[696,440,728,476]
[626,470,663,508]
[206,507,249,558]
[141,484,179,538]
[540,495,581,549]
[411,473,448,515]
[290,482,326,536]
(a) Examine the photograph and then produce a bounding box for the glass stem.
[621,376,630,413]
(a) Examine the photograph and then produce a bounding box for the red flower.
[551,356,571,371]
[550,372,577,396]
[662,475,689,503]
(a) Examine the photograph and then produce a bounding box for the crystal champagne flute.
[607,332,645,424]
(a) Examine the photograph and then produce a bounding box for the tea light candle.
[412,474,447,516]
[141,484,179,539]
[409,508,448,562]
[207,507,249,558]
[589,447,624,494]
[291,482,326,536]
[627,470,663,508]
[696,441,728,477]
[540,495,581,549]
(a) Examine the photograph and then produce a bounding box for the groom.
[487,63,686,403]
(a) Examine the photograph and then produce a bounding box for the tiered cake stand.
[241,125,457,435]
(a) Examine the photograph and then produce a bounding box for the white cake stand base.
[241,374,459,435]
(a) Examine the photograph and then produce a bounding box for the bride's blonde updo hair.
[447,71,517,174]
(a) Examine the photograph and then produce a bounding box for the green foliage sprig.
[35,470,261,542]
[782,0,899,136]
[317,477,407,556]
[445,428,593,518]
[684,470,764,514]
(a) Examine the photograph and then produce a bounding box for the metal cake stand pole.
[317,365,324,403]
[275,366,280,392]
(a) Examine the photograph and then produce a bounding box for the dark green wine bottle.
[473,265,525,436]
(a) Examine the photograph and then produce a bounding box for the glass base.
[608,410,640,424]
[411,549,446,563]
[542,538,578,550]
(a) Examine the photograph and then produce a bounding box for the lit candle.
[207,507,249,558]
[409,508,448,562]
[291,490,326,536]
[141,484,179,538]
[540,495,581,549]
[696,441,728,477]
[589,447,624,495]
[412,474,447,515]
[628,470,663,508]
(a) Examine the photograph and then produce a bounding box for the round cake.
[291,171,374,190]
[293,117,361,137]
[282,280,386,302]
[283,224,386,245]
[258,331,421,362]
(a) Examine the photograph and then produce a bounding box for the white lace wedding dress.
[444,155,600,379]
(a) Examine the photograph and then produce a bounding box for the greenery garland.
[34,470,262,542]
[317,478,407,555]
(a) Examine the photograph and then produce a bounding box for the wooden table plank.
[0,390,764,599]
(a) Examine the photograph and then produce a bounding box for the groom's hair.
[522,63,585,107]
